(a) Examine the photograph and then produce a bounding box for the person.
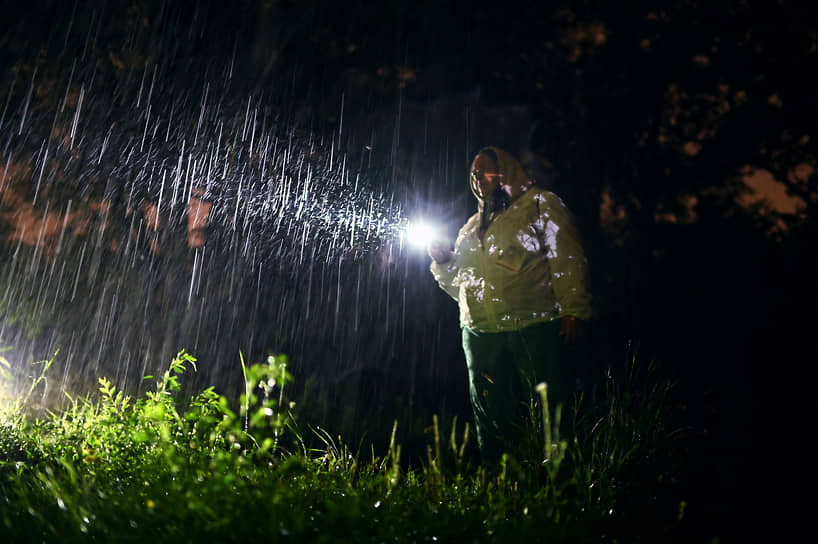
[428,146,592,464]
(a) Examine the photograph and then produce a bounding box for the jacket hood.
[472,146,534,211]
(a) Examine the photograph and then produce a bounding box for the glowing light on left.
[403,220,440,249]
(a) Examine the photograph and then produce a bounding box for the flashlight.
[404,219,441,249]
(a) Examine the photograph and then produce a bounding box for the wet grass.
[0,351,693,543]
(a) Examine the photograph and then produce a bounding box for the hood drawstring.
[479,185,511,238]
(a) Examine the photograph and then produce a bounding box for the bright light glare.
[404,220,439,249]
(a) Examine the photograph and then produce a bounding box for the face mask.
[480,185,511,233]
[490,184,511,212]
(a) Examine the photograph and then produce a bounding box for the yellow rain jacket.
[430,147,592,332]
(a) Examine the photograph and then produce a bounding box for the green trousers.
[462,319,585,464]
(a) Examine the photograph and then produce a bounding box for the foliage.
[0,350,693,542]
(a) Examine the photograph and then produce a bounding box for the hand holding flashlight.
[428,241,453,264]
[405,220,451,263]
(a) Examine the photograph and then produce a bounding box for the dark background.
[1,1,815,540]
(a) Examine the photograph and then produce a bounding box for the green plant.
[0,348,690,543]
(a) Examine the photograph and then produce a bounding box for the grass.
[0,350,692,543]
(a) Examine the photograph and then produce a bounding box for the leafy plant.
[0,349,690,543]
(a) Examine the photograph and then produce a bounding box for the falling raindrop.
[0,2,485,454]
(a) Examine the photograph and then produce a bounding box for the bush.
[0,350,690,542]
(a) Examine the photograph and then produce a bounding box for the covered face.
[469,153,503,201]
[469,147,533,206]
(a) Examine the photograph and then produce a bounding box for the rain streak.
[0,4,469,434]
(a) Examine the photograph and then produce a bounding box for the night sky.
[1,1,815,538]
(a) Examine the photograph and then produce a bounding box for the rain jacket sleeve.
[429,257,460,301]
[536,191,592,321]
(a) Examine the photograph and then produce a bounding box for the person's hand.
[559,316,581,344]
[428,241,453,264]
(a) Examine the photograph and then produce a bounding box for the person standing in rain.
[428,147,592,464]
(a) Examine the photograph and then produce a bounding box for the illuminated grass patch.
[0,351,687,542]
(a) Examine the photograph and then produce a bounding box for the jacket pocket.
[492,247,524,273]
